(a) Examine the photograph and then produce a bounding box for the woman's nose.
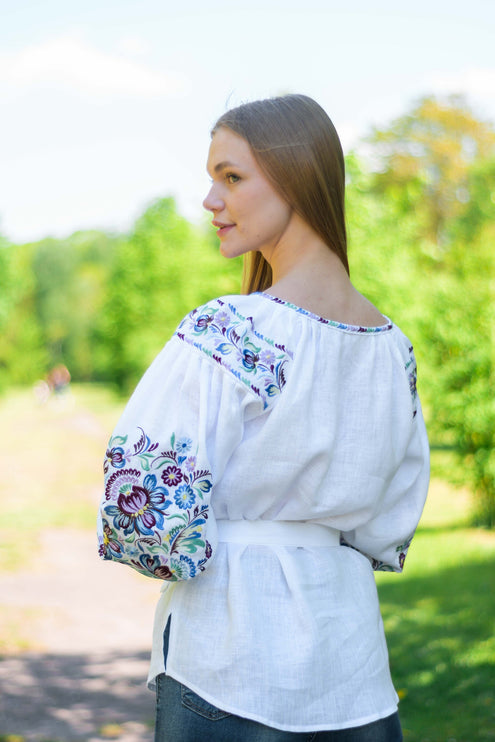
[203,184,224,213]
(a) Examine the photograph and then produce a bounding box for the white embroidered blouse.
[97,292,430,732]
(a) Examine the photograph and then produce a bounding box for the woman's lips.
[213,221,235,237]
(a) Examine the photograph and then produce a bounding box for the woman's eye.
[226,173,240,184]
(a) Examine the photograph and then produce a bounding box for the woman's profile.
[98,94,429,741]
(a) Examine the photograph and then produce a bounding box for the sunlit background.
[1,2,494,740]
[1,0,494,242]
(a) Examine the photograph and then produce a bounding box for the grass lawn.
[0,385,494,740]
[0,384,122,571]
[377,481,495,741]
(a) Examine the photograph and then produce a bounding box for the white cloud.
[116,36,151,57]
[0,36,186,98]
[428,67,495,105]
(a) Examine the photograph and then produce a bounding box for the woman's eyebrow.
[213,160,240,173]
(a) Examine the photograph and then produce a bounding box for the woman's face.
[203,127,292,261]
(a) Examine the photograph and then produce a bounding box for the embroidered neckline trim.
[255,293,394,334]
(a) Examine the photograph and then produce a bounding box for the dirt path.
[0,528,161,741]
[0,388,165,740]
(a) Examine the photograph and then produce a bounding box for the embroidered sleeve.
[340,533,415,573]
[405,345,418,419]
[99,428,214,581]
[97,298,294,580]
[340,348,429,573]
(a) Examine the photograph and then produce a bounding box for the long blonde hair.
[212,94,348,294]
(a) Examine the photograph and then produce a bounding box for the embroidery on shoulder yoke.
[175,299,293,409]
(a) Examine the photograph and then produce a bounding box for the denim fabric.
[154,672,403,742]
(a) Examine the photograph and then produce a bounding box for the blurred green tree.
[0,236,47,389]
[94,197,241,391]
[367,95,495,245]
[351,98,495,527]
[32,230,121,381]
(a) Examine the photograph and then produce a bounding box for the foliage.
[0,96,494,525]
[348,97,495,528]
[367,95,495,243]
[418,224,495,527]
[94,197,241,392]
[31,230,122,381]
[0,237,47,391]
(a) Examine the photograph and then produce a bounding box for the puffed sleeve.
[97,330,258,582]
[340,348,430,573]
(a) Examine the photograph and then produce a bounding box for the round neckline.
[255,292,394,334]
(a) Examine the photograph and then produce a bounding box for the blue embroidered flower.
[174,484,195,509]
[169,554,197,580]
[175,437,192,454]
[242,349,259,370]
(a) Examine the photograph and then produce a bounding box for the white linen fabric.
[99,291,429,732]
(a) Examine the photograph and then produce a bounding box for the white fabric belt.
[216,520,341,547]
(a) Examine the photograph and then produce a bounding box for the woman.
[98,94,429,741]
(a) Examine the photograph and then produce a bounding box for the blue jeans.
[154,674,402,742]
[155,618,402,741]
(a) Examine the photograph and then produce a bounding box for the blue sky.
[1,0,494,242]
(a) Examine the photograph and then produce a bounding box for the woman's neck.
[262,223,384,327]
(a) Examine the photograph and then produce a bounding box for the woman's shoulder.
[176,293,287,340]
[173,294,294,410]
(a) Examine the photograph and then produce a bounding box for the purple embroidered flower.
[175,437,192,454]
[185,456,197,472]
[216,311,231,328]
[100,523,122,558]
[174,484,195,509]
[107,473,170,536]
[259,349,276,366]
[161,465,183,486]
[104,446,126,473]
[194,313,213,332]
[105,468,142,501]
[140,554,175,580]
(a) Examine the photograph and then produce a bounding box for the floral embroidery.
[405,346,418,419]
[174,484,195,509]
[162,466,183,486]
[175,299,293,409]
[340,533,414,572]
[98,429,214,581]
